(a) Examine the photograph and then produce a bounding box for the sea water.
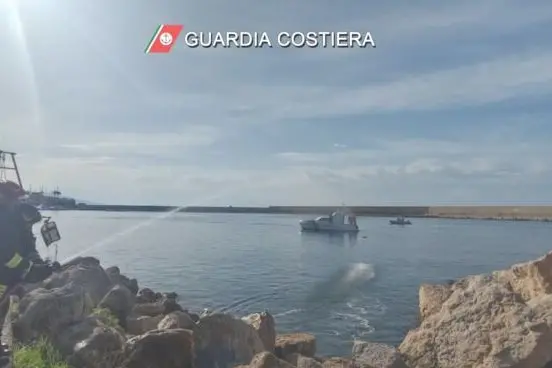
[38,211,552,356]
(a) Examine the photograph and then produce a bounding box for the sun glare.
[5,0,43,142]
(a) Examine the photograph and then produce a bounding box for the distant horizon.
[52,203,552,221]
[22,187,552,207]
[77,203,552,208]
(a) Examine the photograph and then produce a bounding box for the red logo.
[145,24,184,54]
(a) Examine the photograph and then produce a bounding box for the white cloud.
[332,53,552,113]
[201,51,552,123]
[276,137,552,180]
[3,0,552,205]
[10,134,551,205]
[57,125,221,156]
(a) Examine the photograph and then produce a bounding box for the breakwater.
[74,204,552,221]
[76,204,429,216]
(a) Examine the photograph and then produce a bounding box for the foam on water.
[343,263,376,284]
[273,309,304,317]
[307,262,376,302]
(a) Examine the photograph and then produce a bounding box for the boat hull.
[389,220,411,225]
[300,220,359,233]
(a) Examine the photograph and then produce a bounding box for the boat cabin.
[314,212,357,226]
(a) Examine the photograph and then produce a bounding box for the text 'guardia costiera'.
[182,31,376,48]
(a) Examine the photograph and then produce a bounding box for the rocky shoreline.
[3,251,552,368]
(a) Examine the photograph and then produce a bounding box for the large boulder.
[132,302,165,317]
[497,251,552,301]
[418,283,452,322]
[320,357,353,368]
[126,315,165,336]
[136,288,157,304]
[164,291,179,300]
[44,257,112,306]
[158,311,196,330]
[67,323,126,368]
[98,284,136,328]
[13,283,94,342]
[105,266,139,295]
[249,352,295,368]
[163,297,185,314]
[294,355,323,368]
[275,333,316,361]
[352,341,407,368]
[243,311,276,352]
[131,291,183,316]
[55,316,105,355]
[194,313,265,368]
[120,328,194,368]
[399,252,552,368]
[61,256,102,269]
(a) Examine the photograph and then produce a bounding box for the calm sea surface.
[36,211,552,356]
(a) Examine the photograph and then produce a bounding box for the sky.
[1,0,552,206]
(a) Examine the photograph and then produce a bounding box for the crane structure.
[0,150,23,189]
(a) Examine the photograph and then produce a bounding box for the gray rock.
[131,302,165,317]
[13,283,94,342]
[163,292,178,300]
[352,341,407,368]
[104,266,120,277]
[243,311,276,352]
[126,315,165,336]
[162,297,184,314]
[249,352,295,368]
[121,328,194,368]
[158,311,196,330]
[194,313,265,368]
[69,325,125,368]
[320,357,353,368]
[400,251,552,368]
[44,260,112,306]
[136,288,157,304]
[55,317,126,368]
[98,285,135,327]
[62,257,101,269]
[105,266,139,295]
[55,316,106,355]
[275,333,316,360]
[294,354,323,368]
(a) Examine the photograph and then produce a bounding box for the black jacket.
[0,203,42,285]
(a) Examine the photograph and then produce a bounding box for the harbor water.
[38,211,552,357]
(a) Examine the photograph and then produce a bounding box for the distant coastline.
[67,204,552,222]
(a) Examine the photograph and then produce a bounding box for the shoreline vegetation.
[5,251,552,367]
[67,204,552,222]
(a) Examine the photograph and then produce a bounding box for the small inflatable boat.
[389,216,412,225]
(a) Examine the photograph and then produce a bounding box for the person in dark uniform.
[0,181,61,358]
[0,181,55,295]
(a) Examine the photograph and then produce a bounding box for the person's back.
[0,182,54,293]
[0,203,28,270]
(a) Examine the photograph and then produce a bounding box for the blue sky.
[1,0,552,205]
